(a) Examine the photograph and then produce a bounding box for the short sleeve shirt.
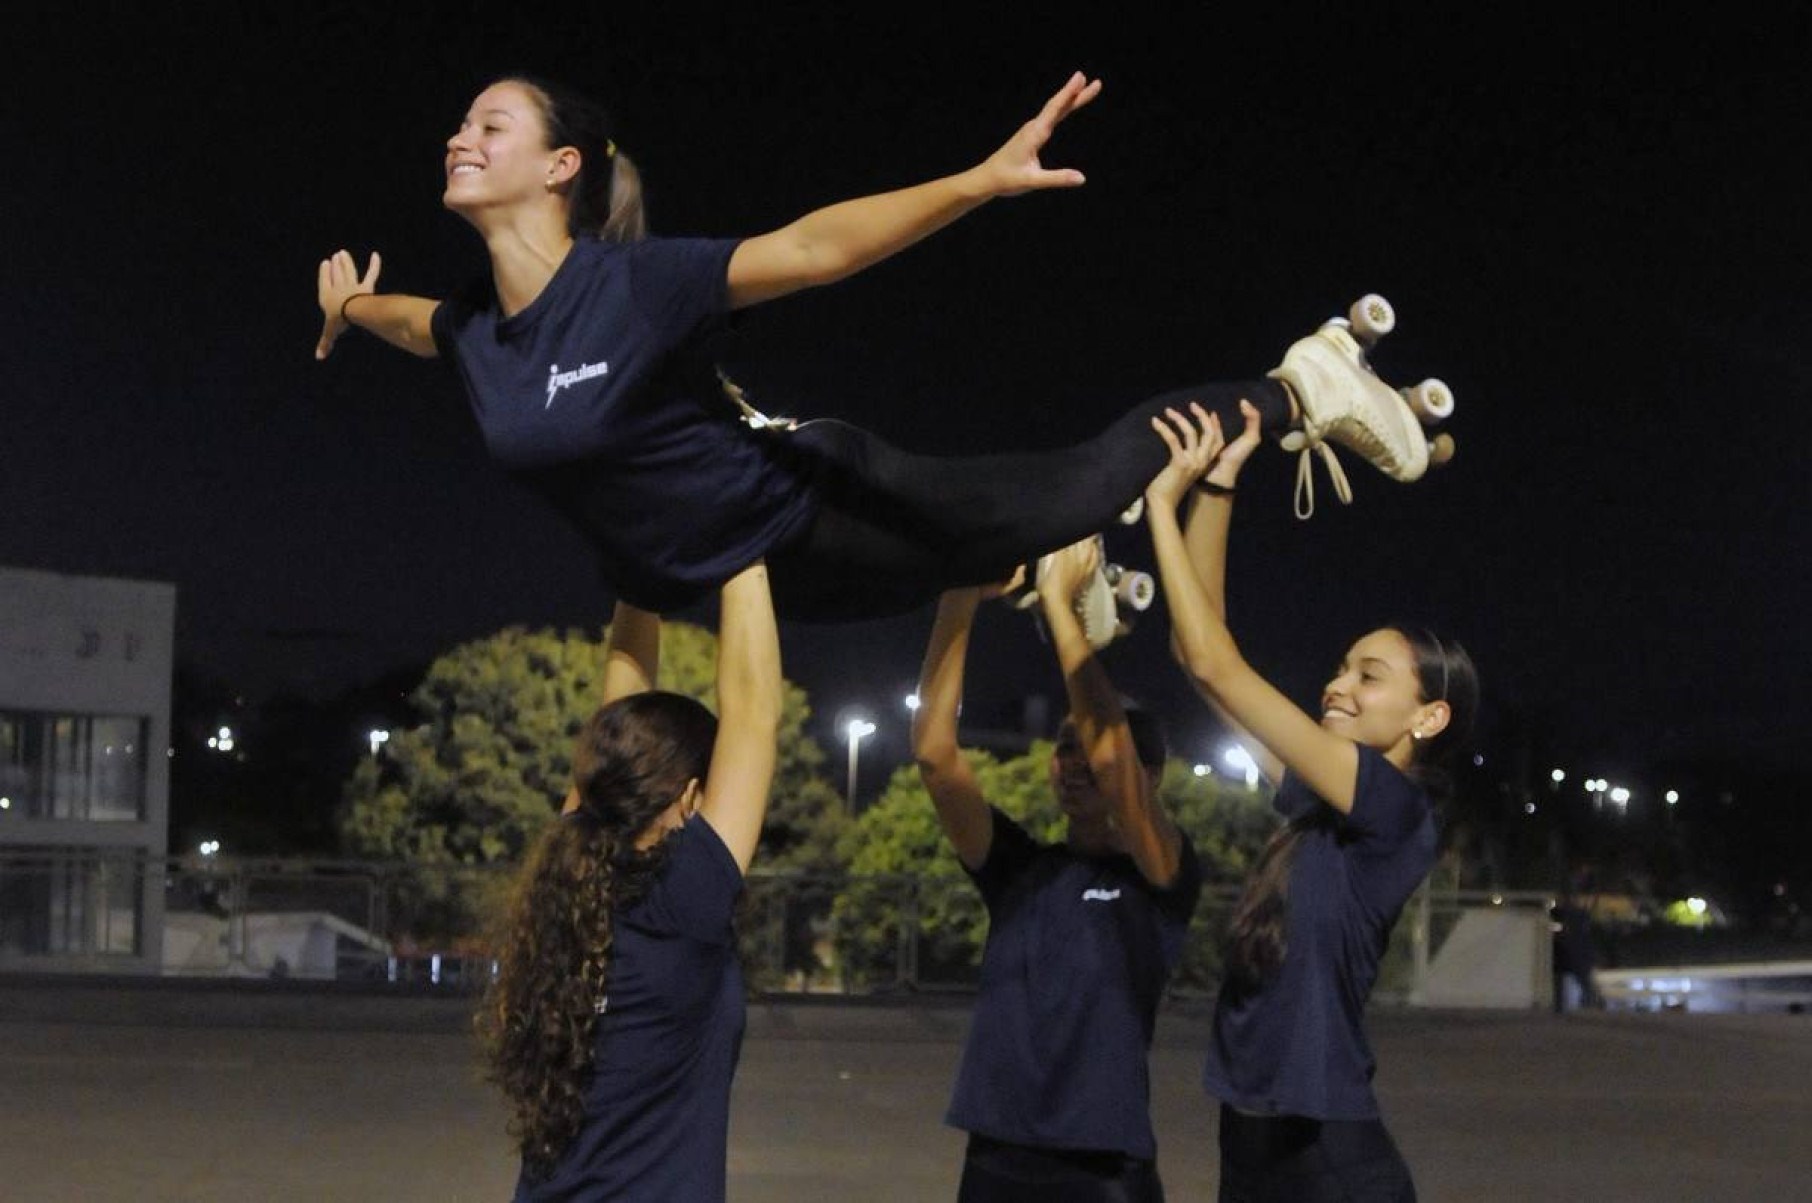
[431,236,820,612]
[947,809,1203,1160]
[1202,747,1436,1120]
[514,817,746,1202]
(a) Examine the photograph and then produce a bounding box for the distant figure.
[1145,401,1480,1202]
[1551,901,1603,1012]
[914,539,1202,1201]
[477,562,780,1201]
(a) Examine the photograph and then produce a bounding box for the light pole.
[368,728,390,758]
[845,718,876,811]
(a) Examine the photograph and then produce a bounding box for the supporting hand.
[1035,538,1100,610]
[1145,403,1226,512]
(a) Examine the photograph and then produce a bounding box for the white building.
[0,566,174,973]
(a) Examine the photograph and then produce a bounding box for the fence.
[0,849,1560,1003]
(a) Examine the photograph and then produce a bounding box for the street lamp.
[844,718,876,810]
[1222,744,1259,789]
[903,693,921,713]
[368,728,391,758]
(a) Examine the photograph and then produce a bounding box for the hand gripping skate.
[1268,295,1456,519]
[1009,536,1155,650]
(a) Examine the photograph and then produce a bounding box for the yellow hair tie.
[606,139,617,159]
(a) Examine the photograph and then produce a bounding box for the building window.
[0,850,143,957]
[0,711,147,822]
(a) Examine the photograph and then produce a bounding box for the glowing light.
[0,797,11,810]
[1222,744,1260,788]
[1687,897,1708,916]
[367,729,391,757]
[1550,769,1566,784]
[846,719,876,742]
[1665,790,1680,805]
[1524,802,1536,815]
[903,693,920,712]
[1192,763,1212,778]
[1609,786,1630,805]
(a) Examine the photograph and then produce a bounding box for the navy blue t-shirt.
[431,236,820,613]
[1203,746,1436,1120]
[948,809,1203,1160]
[515,817,746,1202]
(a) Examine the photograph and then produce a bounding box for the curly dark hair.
[476,691,717,1178]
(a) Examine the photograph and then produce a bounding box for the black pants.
[957,1134,1166,1203]
[767,380,1289,619]
[1216,1106,1416,1203]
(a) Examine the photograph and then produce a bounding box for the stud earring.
[1412,730,1425,742]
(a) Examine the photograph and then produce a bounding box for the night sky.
[7,7,1810,794]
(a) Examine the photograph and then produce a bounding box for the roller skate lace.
[1278,431,1355,520]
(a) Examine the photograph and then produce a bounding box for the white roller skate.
[1268,295,1455,518]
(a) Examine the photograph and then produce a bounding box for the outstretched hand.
[979,72,1103,198]
[315,250,382,360]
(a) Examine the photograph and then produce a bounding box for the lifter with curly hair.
[476,561,780,1201]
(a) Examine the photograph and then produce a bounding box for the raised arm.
[913,589,997,870]
[599,600,661,705]
[1146,404,1362,813]
[1166,399,1284,785]
[1037,542,1182,888]
[696,561,783,873]
[315,250,440,360]
[725,73,1101,309]
[563,600,665,814]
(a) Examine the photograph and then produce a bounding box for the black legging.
[1216,1106,1416,1203]
[767,380,1289,619]
[957,1134,1166,1203]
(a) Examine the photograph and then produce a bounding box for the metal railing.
[3,850,1568,1003]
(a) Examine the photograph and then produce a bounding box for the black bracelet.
[339,294,370,323]
[1197,479,1236,497]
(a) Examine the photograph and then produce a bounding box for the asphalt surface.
[1,985,1806,1201]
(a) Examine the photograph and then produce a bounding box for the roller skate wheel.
[1403,378,1454,425]
[1115,570,1155,612]
[1348,294,1396,344]
[1428,433,1456,466]
[1117,497,1145,526]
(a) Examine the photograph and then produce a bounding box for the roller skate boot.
[1268,295,1454,518]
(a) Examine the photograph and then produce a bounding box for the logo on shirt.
[1081,887,1122,903]
[546,360,610,408]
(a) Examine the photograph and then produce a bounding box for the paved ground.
[1,984,1807,1200]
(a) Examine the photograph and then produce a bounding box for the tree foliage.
[340,623,849,878]
[829,744,1280,991]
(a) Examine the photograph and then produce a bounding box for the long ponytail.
[499,73,649,242]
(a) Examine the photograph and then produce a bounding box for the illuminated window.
[0,711,148,822]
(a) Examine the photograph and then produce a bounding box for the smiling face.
[442,81,570,222]
[1320,628,1450,766]
[1050,720,1111,824]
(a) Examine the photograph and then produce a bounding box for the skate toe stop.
[1429,433,1456,466]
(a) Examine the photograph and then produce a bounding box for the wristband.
[1197,478,1236,497]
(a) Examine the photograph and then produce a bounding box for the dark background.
[6,7,1809,859]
